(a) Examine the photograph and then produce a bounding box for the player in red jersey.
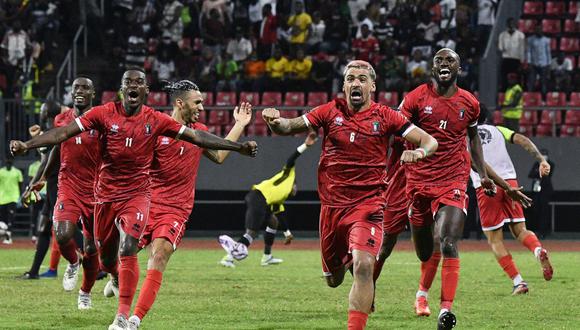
[126,80,253,329]
[262,60,438,330]
[399,49,495,329]
[10,69,258,330]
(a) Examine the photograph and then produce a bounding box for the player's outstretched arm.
[512,133,550,177]
[180,127,257,157]
[400,126,438,163]
[10,122,81,156]
[482,162,532,208]
[262,108,309,135]
[468,125,494,191]
[204,102,253,164]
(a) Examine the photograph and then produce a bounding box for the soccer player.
[127,80,253,329]
[218,131,318,267]
[10,69,258,330]
[470,106,553,294]
[262,60,438,330]
[401,48,495,329]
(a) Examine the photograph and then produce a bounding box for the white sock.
[439,308,449,317]
[416,290,428,299]
[534,247,542,259]
[513,274,524,286]
[243,233,253,245]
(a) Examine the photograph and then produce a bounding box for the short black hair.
[162,80,200,103]
[124,67,146,76]
[478,103,490,124]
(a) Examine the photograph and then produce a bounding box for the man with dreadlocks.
[126,80,253,329]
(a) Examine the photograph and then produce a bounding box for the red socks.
[134,269,164,320]
[347,310,368,330]
[522,233,541,253]
[59,239,79,265]
[118,255,140,317]
[498,255,519,279]
[419,252,441,292]
[49,234,61,271]
[80,252,99,293]
[440,258,460,311]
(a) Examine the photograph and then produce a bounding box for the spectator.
[129,0,157,36]
[498,18,525,90]
[499,73,523,132]
[320,7,349,54]
[374,9,395,46]
[242,51,266,91]
[477,0,497,47]
[202,8,228,57]
[306,11,325,54]
[287,1,312,55]
[439,0,457,35]
[550,53,573,93]
[202,0,229,24]
[216,51,240,92]
[355,9,374,38]
[347,0,370,25]
[526,24,551,95]
[287,47,312,91]
[377,48,407,96]
[331,49,350,94]
[1,20,31,71]
[310,52,333,92]
[227,29,253,63]
[264,47,289,91]
[194,48,219,91]
[410,28,433,59]
[458,56,477,91]
[352,24,380,63]
[159,0,184,44]
[416,13,439,43]
[152,48,176,86]
[528,149,554,239]
[406,49,429,89]
[231,0,250,29]
[0,157,23,245]
[436,30,456,51]
[257,3,278,60]
[381,34,400,56]
[124,27,147,69]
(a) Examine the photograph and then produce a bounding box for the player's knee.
[325,275,343,288]
[119,237,139,256]
[84,242,97,256]
[440,238,458,257]
[150,250,171,270]
[353,258,373,281]
[100,258,117,274]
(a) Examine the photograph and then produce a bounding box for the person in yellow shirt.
[287,1,312,54]
[218,132,318,267]
[287,48,313,91]
[500,73,523,131]
[265,48,290,91]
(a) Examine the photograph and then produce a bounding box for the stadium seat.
[239,92,260,104]
[206,124,222,135]
[539,110,563,125]
[518,124,533,137]
[564,110,580,125]
[570,2,578,16]
[332,92,346,100]
[497,93,505,106]
[492,111,504,125]
[377,91,399,107]
[545,1,565,16]
[208,110,231,125]
[559,124,576,137]
[247,123,269,136]
[522,1,544,16]
[201,92,214,105]
[560,37,580,53]
[0,74,7,91]
[215,92,236,106]
[523,92,542,108]
[307,92,328,106]
[284,92,305,106]
[564,20,577,34]
[147,91,168,107]
[518,19,537,34]
[545,92,566,107]
[570,92,580,106]
[101,91,118,103]
[254,110,266,125]
[519,110,538,125]
[542,19,561,35]
[550,38,558,51]
[197,111,207,123]
[535,124,553,137]
[261,92,282,106]
[282,110,300,118]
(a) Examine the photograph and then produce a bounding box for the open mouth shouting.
[350,89,363,103]
[74,95,86,104]
[438,68,451,80]
[127,90,140,104]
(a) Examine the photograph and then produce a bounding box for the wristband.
[284,230,292,237]
[416,148,427,158]
[297,143,308,153]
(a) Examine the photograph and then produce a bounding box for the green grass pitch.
[1,248,579,329]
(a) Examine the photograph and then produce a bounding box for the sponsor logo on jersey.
[478,127,492,145]
[334,116,344,126]
[372,121,380,134]
[161,137,170,145]
[424,106,433,114]
[145,123,152,135]
[110,124,119,134]
[89,129,96,137]
[459,109,465,120]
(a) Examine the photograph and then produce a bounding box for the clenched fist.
[10,140,28,156]
[240,141,258,157]
[29,125,42,137]
[400,149,425,164]
[262,108,281,126]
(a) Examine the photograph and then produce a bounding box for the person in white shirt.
[436,31,456,51]
[417,14,440,43]
[307,11,325,54]
[550,53,573,92]
[227,29,253,63]
[477,0,498,45]
[498,18,525,90]
[439,0,456,33]
[355,9,374,38]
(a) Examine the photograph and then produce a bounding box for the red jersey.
[400,83,480,186]
[351,36,380,62]
[304,99,411,207]
[54,108,101,200]
[385,136,407,205]
[75,102,185,202]
[150,122,208,218]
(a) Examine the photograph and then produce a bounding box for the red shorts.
[477,179,525,231]
[383,168,408,235]
[319,195,385,276]
[94,195,150,252]
[407,182,468,228]
[138,208,188,250]
[53,193,95,240]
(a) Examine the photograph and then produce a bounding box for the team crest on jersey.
[58,202,64,210]
[453,189,462,201]
[110,124,119,134]
[424,106,433,114]
[89,129,96,137]
[145,123,152,135]
[161,137,170,145]
[459,109,465,120]
[372,121,380,134]
[334,116,344,126]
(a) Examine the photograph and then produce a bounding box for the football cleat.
[39,269,57,278]
[104,277,119,298]
[108,314,129,330]
[78,290,92,310]
[538,249,553,281]
[437,311,456,330]
[16,271,39,280]
[63,261,81,291]
[260,254,283,266]
[414,296,431,316]
[128,315,141,329]
[220,254,236,268]
[512,282,529,295]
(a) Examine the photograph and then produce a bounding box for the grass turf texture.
[0,248,578,329]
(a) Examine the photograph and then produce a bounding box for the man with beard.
[261,60,438,330]
[400,48,494,329]
[10,69,258,330]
